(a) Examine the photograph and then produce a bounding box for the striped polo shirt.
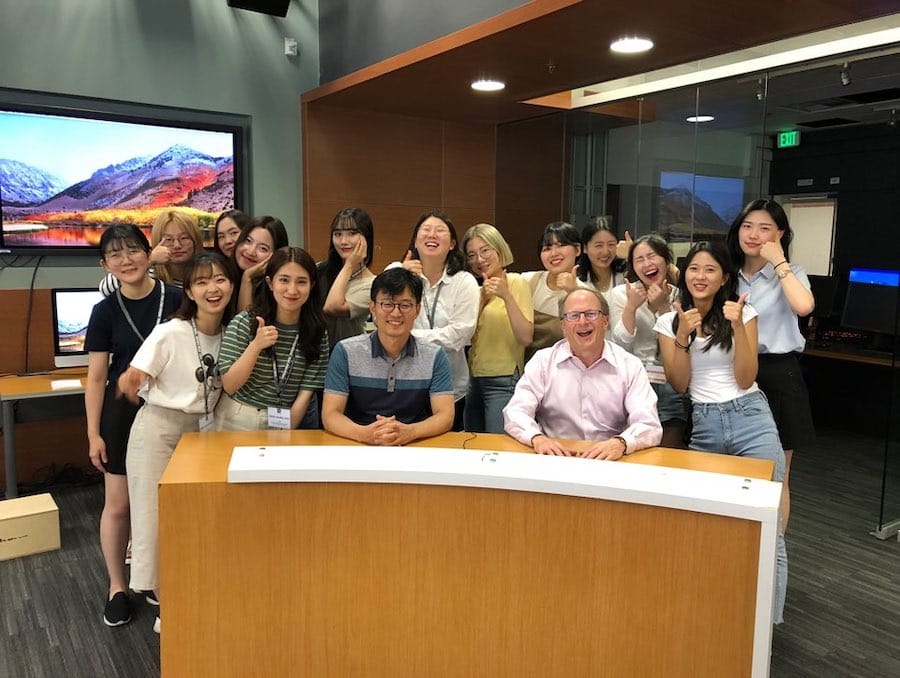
[324,332,453,425]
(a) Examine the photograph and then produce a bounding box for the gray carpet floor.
[1,427,898,677]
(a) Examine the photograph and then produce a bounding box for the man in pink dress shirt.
[503,288,662,459]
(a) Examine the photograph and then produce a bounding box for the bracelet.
[774,260,789,270]
[673,338,690,352]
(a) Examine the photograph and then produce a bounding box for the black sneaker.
[140,590,159,606]
[103,591,132,627]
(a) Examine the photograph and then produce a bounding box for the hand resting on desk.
[531,434,626,461]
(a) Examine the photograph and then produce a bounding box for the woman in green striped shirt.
[216,247,329,430]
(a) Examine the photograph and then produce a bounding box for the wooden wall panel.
[495,113,568,272]
[0,289,88,487]
[303,104,496,272]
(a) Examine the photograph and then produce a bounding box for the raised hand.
[723,292,749,328]
[483,270,510,301]
[346,238,367,269]
[555,263,580,292]
[253,316,278,350]
[759,240,786,266]
[401,250,423,277]
[246,255,270,281]
[616,230,633,260]
[646,282,670,314]
[150,242,172,265]
[624,279,647,310]
[673,301,702,341]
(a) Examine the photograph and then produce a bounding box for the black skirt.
[756,353,816,450]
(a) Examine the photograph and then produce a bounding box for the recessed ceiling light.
[610,37,654,54]
[685,115,715,123]
[471,78,505,92]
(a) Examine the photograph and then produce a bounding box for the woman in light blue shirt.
[727,199,815,533]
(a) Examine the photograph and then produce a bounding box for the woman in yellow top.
[461,223,534,433]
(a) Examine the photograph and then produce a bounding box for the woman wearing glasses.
[118,251,236,634]
[461,223,534,433]
[317,207,376,350]
[84,225,183,627]
[232,215,290,311]
[99,210,204,296]
[217,247,329,431]
[607,235,687,447]
[394,210,480,430]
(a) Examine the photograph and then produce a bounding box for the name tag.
[267,406,291,430]
[199,413,215,432]
[644,361,667,385]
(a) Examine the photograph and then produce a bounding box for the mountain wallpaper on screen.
[1,144,234,247]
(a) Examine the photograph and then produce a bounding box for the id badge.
[267,406,291,429]
[644,361,667,385]
[199,413,215,432]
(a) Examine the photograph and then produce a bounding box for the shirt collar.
[740,261,777,283]
[369,331,418,359]
[554,337,618,369]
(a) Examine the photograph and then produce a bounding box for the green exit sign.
[777,130,801,148]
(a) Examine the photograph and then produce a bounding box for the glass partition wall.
[563,50,900,539]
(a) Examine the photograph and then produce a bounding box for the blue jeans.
[464,372,519,433]
[691,390,788,624]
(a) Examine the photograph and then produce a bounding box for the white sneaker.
[153,615,160,634]
[125,539,132,566]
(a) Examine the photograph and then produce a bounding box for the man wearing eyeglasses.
[503,288,661,459]
[323,268,455,445]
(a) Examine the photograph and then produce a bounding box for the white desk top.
[228,444,781,523]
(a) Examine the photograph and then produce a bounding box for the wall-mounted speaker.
[227,0,290,18]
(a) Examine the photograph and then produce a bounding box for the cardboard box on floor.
[0,493,60,561]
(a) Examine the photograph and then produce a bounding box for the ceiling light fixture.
[610,36,654,54]
[686,115,715,123]
[471,78,505,92]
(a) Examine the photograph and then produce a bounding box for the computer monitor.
[808,275,838,319]
[840,268,900,336]
[50,288,104,368]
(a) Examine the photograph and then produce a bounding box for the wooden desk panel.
[160,432,775,677]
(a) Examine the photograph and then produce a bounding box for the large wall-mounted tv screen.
[656,170,745,242]
[0,104,245,254]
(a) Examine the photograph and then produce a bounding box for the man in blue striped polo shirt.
[323,267,455,446]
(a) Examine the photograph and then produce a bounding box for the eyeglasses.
[160,235,194,246]
[195,354,217,383]
[418,225,450,236]
[104,246,146,263]
[376,300,416,313]
[561,310,605,322]
[466,246,495,262]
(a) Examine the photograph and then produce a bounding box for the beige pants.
[214,392,269,431]
[125,403,199,592]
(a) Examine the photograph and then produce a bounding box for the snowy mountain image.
[0,159,66,205]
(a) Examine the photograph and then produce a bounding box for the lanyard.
[423,280,444,329]
[116,281,165,342]
[191,318,221,415]
[270,331,301,408]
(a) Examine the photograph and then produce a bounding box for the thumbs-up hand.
[723,293,748,328]
[556,263,580,292]
[673,301,701,343]
[616,230,633,260]
[402,249,423,277]
[253,316,278,350]
[624,279,647,310]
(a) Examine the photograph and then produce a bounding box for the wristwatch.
[614,436,627,455]
[776,266,791,279]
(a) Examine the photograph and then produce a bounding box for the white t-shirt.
[131,318,224,414]
[521,270,590,316]
[654,306,760,404]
